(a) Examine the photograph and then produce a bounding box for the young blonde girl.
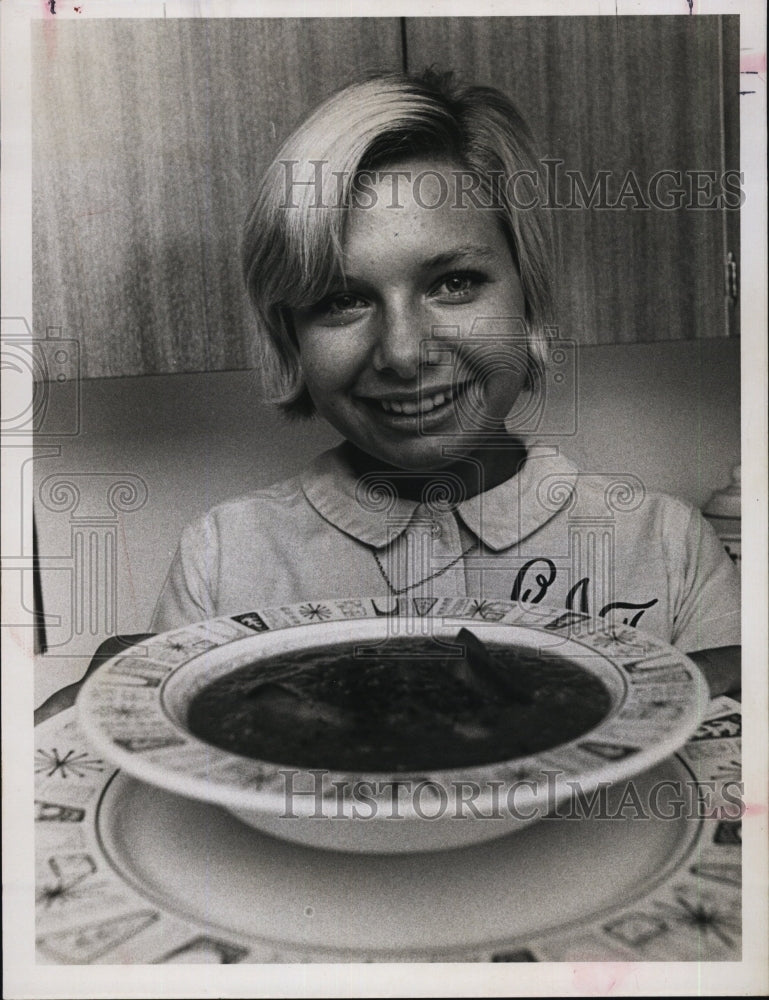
[151,71,739,693]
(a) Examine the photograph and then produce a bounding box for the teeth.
[380,390,452,415]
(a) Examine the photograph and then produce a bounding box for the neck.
[344,437,528,503]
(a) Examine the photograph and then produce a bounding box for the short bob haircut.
[242,69,555,418]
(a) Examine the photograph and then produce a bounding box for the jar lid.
[703,464,741,519]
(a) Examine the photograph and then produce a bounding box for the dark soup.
[186,632,612,771]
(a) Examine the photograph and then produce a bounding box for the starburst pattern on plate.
[653,890,741,947]
[467,599,506,621]
[298,603,332,621]
[714,757,741,782]
[37,854,97,908]
[151,635,215,659]
[153,637,193,655]
[35,748,105,779]
[36,879,91,909]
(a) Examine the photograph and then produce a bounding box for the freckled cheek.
[298,356,363,420]
[299,331,369,386]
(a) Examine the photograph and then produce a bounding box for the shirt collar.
[300,442,578,551]
[455,444,578,550]
[300,445,419,548]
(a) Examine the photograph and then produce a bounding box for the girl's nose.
[371,304,423,380]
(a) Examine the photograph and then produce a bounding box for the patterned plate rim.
[34,694,743,963]
[75,598,710,816]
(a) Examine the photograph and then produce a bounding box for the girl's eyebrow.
[335,245,498,288]
[421,245,497,269]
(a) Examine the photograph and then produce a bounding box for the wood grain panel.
[32,19,403,378]
[404,16,732,345]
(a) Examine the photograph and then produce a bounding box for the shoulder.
[178,444,353,550]
[538,457,704,555]
[568,473,726,568]
[506,445,701,547]
[208,474,306,521]
[178,472,309,549]
[547,459,694,527]
[591,479,692,520]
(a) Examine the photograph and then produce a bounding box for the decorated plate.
[35,695,742,963]
[36,598,742,961]
[75,598,711,851]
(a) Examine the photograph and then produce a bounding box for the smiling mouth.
[369,385,467,417]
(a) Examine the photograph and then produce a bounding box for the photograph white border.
[2,1,766,996]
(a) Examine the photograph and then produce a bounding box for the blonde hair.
[242,70,555,417]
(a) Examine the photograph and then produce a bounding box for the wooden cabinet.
[32,17,738,379]
[32,19,404,378]
[404,16,740,345]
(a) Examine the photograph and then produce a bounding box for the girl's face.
[292,159,529,475]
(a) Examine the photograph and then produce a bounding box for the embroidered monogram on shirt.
[510,557,659,626]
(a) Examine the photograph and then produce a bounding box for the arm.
[34,633,154,725]
[669,506,741,698]
[687,645,741,699]
[151,515,219,632]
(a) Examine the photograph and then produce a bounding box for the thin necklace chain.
[372,541,477,596]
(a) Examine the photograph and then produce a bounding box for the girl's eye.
[432,272,484,301]
[302,291,369,325]
[327,293,367,313]
[310,292,369,322]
